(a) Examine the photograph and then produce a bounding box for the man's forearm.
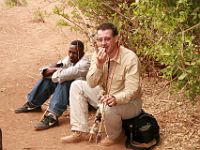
[42,67,59,77]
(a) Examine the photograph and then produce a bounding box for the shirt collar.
[110,46,121,64]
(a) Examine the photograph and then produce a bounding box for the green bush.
[4,0,27,7]
[32,8,47,23]
[54,0,200,100]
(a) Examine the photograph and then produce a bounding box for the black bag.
[122,110,160,150]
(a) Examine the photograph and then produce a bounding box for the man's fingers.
[97,48,105,56]
[107,99,114,105]
[100,95,116,106]
[97,48,107,60]
[107,96,116,106]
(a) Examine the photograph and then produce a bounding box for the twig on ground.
[155,100,191,115]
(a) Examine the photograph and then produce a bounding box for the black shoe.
[15,102,42,113]
[34,113,59,130]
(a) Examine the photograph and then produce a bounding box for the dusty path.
[0,0,200,150]
[0,0,125,149]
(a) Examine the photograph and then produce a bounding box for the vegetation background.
[54,0,200,101]
[0,0,199,149]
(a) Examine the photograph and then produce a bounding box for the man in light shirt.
[15,40,90,130]
[61,23,142,146]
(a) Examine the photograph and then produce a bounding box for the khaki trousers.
[70,80,142,139]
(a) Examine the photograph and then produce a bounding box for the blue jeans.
[27,78,73,117]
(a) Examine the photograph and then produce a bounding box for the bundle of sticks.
[88,104,105,143]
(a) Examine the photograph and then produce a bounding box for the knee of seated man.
[70,80,82,90]
[104,106,117,118]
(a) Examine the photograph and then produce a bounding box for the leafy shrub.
[53,0,200,100]
[32,8,47,23]
[4,0,27,7]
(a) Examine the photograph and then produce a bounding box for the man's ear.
[114,35,121,47]
[114,35,120,43]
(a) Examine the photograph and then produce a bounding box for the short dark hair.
[70,40,84,52]
[97,23,118,37]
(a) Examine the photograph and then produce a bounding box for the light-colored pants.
[70,80,142,140]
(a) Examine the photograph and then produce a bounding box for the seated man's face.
[68,45,80,64]
[96,29,117,55]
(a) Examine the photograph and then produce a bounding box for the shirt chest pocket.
[109,74,124,90]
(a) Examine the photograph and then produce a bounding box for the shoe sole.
[15,107,42,113]
[34,122,59,131]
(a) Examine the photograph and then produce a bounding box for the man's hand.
[42,67,59,77]
[100,95,117,107]
[96,48,107,69]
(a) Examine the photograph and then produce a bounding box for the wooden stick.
[88,134,93,143]
[40,107,49,121]
[96,104,105,143]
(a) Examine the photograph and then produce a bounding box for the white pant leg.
[70,80,101,132]
[104,99,142,139]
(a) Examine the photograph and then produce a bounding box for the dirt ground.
[0,0,199,150]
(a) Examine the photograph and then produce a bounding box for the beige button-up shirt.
[86,46,142,105]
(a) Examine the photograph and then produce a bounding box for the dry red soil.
[0,0,199,150]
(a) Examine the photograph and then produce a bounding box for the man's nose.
[101,39,107,46]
